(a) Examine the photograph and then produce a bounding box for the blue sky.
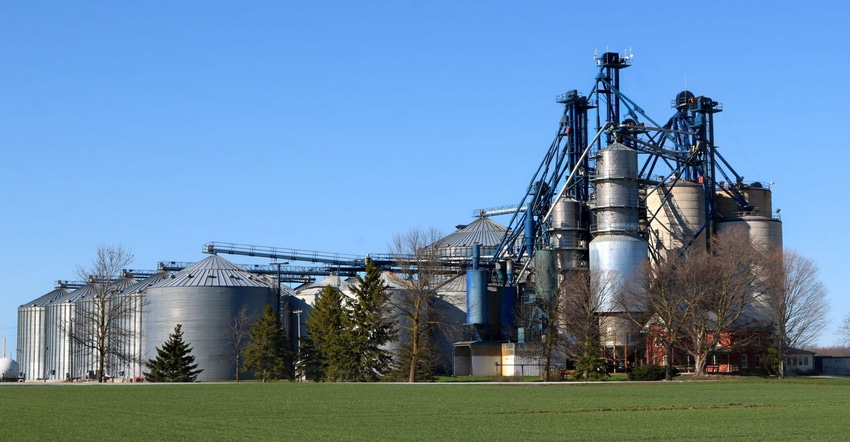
[2,1,848,353]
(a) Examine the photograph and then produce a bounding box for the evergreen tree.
[144,324,203,382]
[243,304,292,382]
[305,286,357,381]
[347,258,395,381]
[573,339,608,381]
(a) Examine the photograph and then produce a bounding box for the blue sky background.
[2,1,848,354]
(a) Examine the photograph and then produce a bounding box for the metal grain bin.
[143,255,277,381]
[17,284,70,380]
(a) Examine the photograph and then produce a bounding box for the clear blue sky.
[2,1,848,354]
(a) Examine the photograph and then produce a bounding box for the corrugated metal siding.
[17,287,69,379]
[144,255,277,381]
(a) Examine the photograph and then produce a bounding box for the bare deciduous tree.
[66,245,138,382]
[682,227,763,376]
[226,304,251,382]
[619,253,698,381]
[388,227,446,382]
[762,250,828,378]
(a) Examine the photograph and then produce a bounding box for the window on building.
[741,354,748,369]
[803,356,809,366]
[755,354,761,368]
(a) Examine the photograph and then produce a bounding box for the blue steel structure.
[468,51,763,353]
[491,51,752,272]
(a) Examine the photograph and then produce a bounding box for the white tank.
[589,234,647,312]
[0,357,19,380]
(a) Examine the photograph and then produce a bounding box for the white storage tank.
[589,234,647,313]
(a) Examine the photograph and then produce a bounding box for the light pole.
[293,310,303,352]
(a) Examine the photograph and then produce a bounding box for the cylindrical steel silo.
[143,255,277,381]
[44,284,98,380]
[646,181,706,254]
[592,143,640,234]
[589,234,647,312]
[589,143,646,313]
[71,276,137,380]
[17,285,69,380]
[111,271,172,379]
[466,270,488,325]
[548,197,587,270]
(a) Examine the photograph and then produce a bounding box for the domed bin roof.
[21,286,70,308]
[153,255,271,288]
[54,276,137,304]
[434,217,507,248]
[120,271,172,294]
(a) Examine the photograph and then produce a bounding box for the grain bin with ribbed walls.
[72,276,137,380]
[44,282,98,380]
[17,283,70,380]
[112,271,172,379]
[143,255,277,381]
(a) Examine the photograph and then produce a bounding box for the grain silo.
[71,275,137,380]
[112,271,172,379]
[646,181,706,256]
[143,255,277,381]
[17,283,70,380]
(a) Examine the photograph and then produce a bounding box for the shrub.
[628,364,676,381]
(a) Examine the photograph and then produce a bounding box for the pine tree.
[144,324,203,382]
[347,258,395,381]
[243,304,292,382]
[305,285,357,381]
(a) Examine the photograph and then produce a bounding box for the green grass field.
[1,377,849,441]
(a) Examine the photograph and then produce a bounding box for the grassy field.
[1,377,849,441]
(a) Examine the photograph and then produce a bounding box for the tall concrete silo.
[143,255,277,381]
[646,181,706,256]
[17,283,70,380]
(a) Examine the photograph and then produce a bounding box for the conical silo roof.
[121,271,172,294]
[54,277,137,304]
[153,254,272,288]
[22,286,71,307]
[295,274,353,298]
[434,216,508,248]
